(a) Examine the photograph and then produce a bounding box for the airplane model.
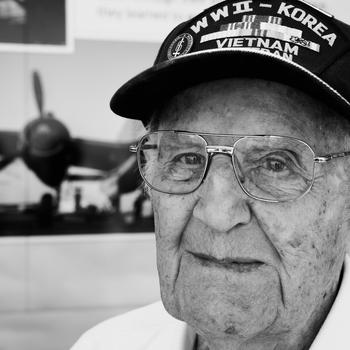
[0,71,143,226]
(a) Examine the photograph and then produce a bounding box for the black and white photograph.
[0,0,72,52]
[0,1,350,350]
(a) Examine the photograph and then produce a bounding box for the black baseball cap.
[110,0,350,124]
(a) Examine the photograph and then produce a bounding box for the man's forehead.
[157,78,323,139]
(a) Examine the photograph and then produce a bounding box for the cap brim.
[110,49,350,124]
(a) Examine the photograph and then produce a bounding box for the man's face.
[150,79,349,345]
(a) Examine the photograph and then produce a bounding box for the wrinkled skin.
[149,79,350,350]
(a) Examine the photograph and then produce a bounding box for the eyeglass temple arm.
[129,144,158,152]
[315,151,350,163]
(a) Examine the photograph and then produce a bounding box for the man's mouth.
[189,252,265,272]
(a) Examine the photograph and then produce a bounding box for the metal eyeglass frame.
[129,130,350,203]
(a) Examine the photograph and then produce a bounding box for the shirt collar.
[144,306,196,350]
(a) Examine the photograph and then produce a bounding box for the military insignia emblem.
[167,33,194,60]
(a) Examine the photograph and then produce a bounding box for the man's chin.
[169,252,283,339]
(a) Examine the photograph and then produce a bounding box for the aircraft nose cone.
[26,119,71,156]
[22,118,72,187]
[32,123,61,152]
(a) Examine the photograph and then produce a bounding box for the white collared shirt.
[72,256,350,350]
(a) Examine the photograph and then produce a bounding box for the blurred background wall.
[0,1,349,350]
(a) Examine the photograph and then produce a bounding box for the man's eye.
[173,153,205,166]
[264,158,287,172]
[255,150,302,174]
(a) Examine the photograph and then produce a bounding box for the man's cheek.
[253,202,320,261]
[312,216,346,284]
[274,213,344,316]
[310,191,347,270]
[156,243,193,319]
[152,194,198,317]
[152,192,196,240]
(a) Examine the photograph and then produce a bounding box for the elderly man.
[72,0,350,349]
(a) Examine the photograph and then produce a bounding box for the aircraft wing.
[0,131,20,169]
[0,131,19,157]
[71,138,132,171]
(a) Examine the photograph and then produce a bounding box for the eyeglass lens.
[138,132,315,201]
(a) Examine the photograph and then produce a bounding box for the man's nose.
[193,155,252,232]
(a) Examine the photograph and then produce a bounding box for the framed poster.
[0,0,73,53]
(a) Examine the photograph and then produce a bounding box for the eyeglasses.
[130,131,350,202]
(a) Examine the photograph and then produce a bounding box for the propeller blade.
[33,71,44,118]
